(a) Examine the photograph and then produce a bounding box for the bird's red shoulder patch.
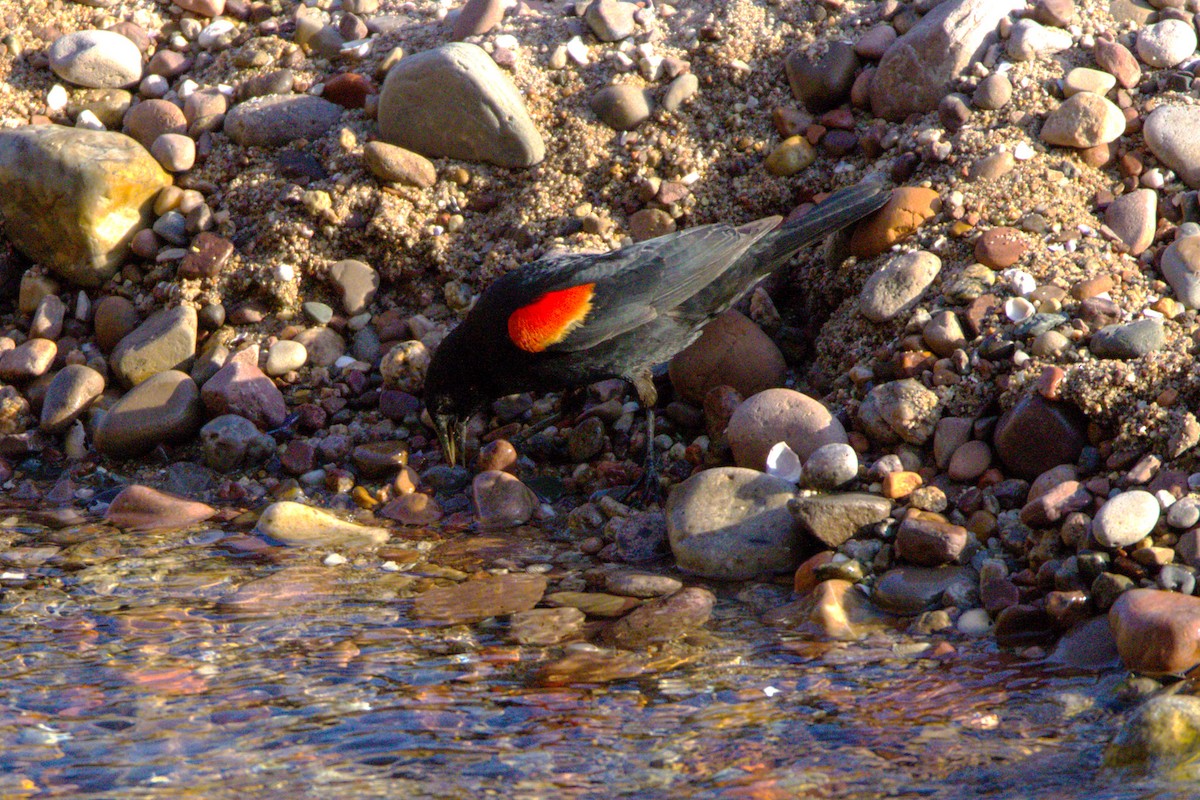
[507,283,596,353]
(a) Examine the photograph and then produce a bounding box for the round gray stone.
[49,30,143,89]
[378,42,544,168]
[1093,490,1160,548]
[666,467,801,580]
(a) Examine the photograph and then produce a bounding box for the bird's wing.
[501,218,781,354]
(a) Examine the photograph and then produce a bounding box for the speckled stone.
[858,378,942,445]
[859,250,942,322]
[110,305,198,387]
[49,30,143,89]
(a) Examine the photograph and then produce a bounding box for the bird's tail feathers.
[748,176,890,271]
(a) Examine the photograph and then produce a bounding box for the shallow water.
[0,512,1191,799]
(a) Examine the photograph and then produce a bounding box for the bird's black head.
[423,325,489,466]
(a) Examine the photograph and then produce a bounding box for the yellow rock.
[764,135,816,177]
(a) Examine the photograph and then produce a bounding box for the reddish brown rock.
[413,573,548,625]
[1110,588,1200,675]
[993,394,1088,480]
[668,311,786,405]
[602,587,715,648]
[895,517,969,566]
[974,226,1027,268]
[850,187,939,258]
[200,360,286,430]
[105,484,215,531]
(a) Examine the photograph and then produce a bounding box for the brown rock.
[668,310,786,405]
[726,388,847,469]
[850,186,939,258]
[993,394,1088,480]
[94,370,202,458]
[895,517,969,566]
[1110,588,1200,675]
[413,573,548,624]
[974,226,1027,269]
[602,587,715,648]
[105,484,215,531]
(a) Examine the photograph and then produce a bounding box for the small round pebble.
[802,442,858,489]
[1093,490,1160,549]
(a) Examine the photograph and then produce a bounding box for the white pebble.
[1156,489,1177,509]
[46,84,68,112]
[140,74,168,98]
[323,553,348,566]
[197,18,237,48]
[274,263,295,281]
[1002,268,1036,296]
[1013,142,1035,160]
[957,608,992,636]
[566,35,589,65]
[74,109,105,130]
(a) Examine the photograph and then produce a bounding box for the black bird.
[424,177,890,466]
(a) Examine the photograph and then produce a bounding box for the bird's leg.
[622,370,663,506]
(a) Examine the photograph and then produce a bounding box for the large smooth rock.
[727,388,847,469]
[0,126,171,286]
[378,42,544,168]
[667,467,801,580]
[1110,588,1200,675]
[870,0,1025,121]
[1106,695,1200,768]
[200,359,287,429]
[49,30,143,89]
[105,484,215,531]
[94,370,202,458]
[993,394,1087,480]
[1145,104,1200,188]
[668,310,786,405]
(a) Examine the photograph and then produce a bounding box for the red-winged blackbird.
[424,177,890,465]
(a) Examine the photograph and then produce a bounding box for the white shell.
[1004,296,1035,322]
[764,441,802,484]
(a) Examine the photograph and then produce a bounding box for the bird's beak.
[434,414,466,467]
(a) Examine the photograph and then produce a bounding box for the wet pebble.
[413,573,547,624]
[0,338,56,382]
[605,571,683,598]
[255,501,389,548]
[602,587,716,648]
[472,470,538,529]
[1109,588,1200,675]
[507,607,585,645]
[104,484,215,531]
[895,517,968,567]
[871,566,972,615]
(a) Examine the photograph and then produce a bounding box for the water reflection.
[0,513,1194,798]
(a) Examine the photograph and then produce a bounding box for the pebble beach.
[7,0,1200,786]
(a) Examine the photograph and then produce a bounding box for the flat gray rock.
[1161,234,1200,309]
[378,42,544,168]
[223,94,343,148]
